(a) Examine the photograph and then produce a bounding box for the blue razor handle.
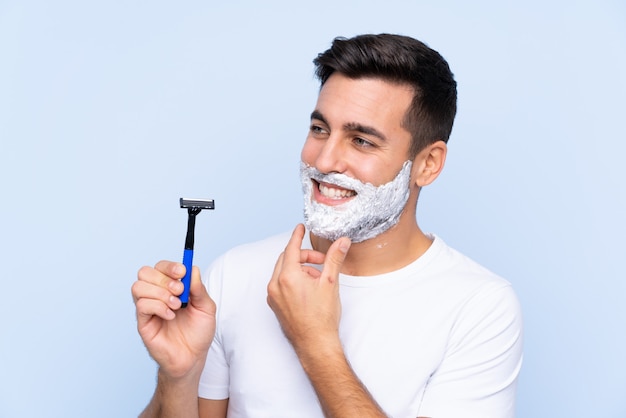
[181,248,194,307]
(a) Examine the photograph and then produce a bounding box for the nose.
[310,135,348,175]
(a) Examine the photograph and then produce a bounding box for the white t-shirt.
[199,232,523,418]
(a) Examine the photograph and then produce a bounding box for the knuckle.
[267,281,276,295]
[134,298,152,317]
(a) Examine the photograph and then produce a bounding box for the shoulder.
[427,235,513,290]
[431,234,523,331]
[419,236,522,325]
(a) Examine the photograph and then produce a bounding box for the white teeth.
[319,183,356,199]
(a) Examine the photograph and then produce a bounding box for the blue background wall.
[1,1,625,416]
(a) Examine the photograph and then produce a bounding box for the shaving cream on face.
[301,161,412,243]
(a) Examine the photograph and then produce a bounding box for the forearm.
[297,339,387,418]
[140,368,201,418]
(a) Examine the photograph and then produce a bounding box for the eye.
[310,124,329,137]
[353,137,376,148]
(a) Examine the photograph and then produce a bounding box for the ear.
[412,140,447,187]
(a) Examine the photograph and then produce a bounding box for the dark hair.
[313,34,457,158]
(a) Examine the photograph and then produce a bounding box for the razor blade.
[180,198,215,210]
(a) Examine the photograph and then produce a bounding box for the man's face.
[300,73,416,242]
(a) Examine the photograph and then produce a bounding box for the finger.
[135,296,176,323]
[154,260,186,279]
[270,251,323,285]
[282,224,306,265]
[271,252,286,281]
[302,265,322,279]
[321,237,351,284]
[299,249,325,265]
[187,266,216,314]
[137,263,185,291]
[131,279,182,308]
[282,225,326,267]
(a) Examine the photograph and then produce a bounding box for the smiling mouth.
[315,180,357,200]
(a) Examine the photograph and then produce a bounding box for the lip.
[312,180,356,206]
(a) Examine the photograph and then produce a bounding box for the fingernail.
[169,280,182,294]
[173,264,184,276]
[339,238,351,253]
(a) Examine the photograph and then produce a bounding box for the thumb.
[188,266,216,314]
[321,237,351,284]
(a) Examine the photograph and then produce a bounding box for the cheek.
[357,165,382,185]
[360,160,409,187]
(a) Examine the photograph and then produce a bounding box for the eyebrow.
[310,110,388,142]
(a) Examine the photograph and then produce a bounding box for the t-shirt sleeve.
[417,283,523,418]
[198,257,230,400]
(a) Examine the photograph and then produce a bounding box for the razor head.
[180,198,215,210]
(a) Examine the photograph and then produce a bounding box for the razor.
[179,198,215,307]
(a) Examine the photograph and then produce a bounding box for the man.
[132,33,523,417]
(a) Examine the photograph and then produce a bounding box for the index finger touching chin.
[283,224,306,264]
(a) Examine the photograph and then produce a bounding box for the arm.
[295,336,387,417]
[131,261,217,417]
[199,398,229,418]
[140,369,202,418]
[267,224,386,417]
[141,387,229,418]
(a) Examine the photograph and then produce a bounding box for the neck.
[309,212,433,276]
